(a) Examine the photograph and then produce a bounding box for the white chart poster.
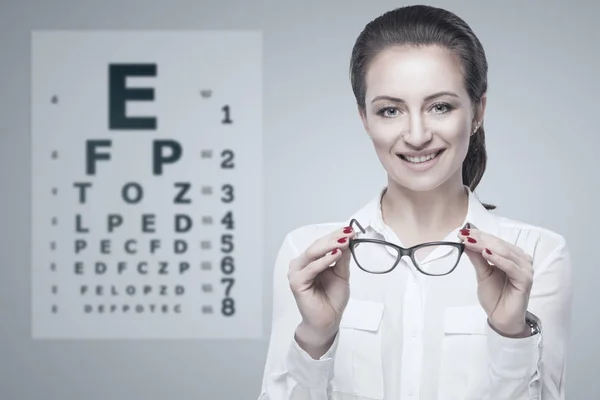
[31,31,263,339]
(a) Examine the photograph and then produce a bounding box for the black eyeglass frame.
[347,218,466,276]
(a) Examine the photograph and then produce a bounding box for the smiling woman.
[357,43,487,202]
[259,4,571,400]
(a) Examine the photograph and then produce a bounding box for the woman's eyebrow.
[370,91,459,104]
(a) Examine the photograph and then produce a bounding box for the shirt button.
[411,330,417,337]
[408,387,414,395]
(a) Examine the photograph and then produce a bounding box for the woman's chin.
[389,170,456,193]
[394,179,444,192]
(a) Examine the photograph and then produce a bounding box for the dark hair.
[350,5,496,210]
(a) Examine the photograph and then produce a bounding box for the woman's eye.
[431,103,452,114]
[378,107,399,117]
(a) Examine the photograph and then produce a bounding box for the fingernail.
[343,227,353,234]
[337,237,347,243]
[485,248,492,255]
[331,249,338,255]
[467,237,477,243]
[460,229,470,236]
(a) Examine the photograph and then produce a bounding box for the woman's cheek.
[369,122,401,145]
[433,117,470,142]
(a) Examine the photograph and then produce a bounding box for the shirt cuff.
[285,331,339,389]
[486,321,542,379]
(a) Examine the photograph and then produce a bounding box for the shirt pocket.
[438,304,488,400]
[331,298,385,400]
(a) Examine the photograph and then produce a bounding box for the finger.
[458,228,528,268]
[462,246,494,282]
[294,247,343,284]
[290,226,356,272]
[459,228,534,286]
[331,246,352,280]
[482,248,533,288]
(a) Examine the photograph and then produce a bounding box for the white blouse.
[258,185,571,400]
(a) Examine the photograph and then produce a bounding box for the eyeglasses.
[348,218,465,276]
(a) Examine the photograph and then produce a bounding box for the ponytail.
[462,124,496,210]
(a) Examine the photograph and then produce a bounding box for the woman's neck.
[380,175,468,246]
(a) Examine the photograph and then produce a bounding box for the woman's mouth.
[398,149,444,164]
[396,149,445,172]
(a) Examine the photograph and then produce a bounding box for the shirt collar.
[347,185,500,238]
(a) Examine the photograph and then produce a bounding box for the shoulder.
[493,213,569,268]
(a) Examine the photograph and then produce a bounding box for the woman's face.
[360,45,485,192]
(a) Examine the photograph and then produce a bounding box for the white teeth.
[403,151,440,163]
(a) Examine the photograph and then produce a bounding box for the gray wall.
[1,0,598,398]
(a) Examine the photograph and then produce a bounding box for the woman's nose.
[403,122,432,147]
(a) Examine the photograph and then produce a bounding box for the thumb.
[463,247,493,282]
[459,222,492,282]
[332,247,352,280]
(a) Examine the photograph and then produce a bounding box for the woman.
[258,5,571,400]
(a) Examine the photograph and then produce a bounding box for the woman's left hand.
[458,224,534,337]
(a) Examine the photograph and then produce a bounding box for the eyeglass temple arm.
[351,219,474,235]
[348,218,366,234]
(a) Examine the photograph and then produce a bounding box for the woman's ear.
[475,92,487,122]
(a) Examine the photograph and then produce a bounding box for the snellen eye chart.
[31,31,263,339]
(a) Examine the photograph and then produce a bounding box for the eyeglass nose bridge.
[397,246,415,257]
[395,242,465,268]
[393,245,425,266]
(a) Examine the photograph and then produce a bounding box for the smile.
[398,150,444,164]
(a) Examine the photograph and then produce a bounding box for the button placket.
[399,275,423,399]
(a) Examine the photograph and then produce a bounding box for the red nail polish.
[485,248,492,255]
[460,229,470,236]
[337,237,347,243]
[467,237,477,243]
[343,227,353,234]
[331,249,338,255]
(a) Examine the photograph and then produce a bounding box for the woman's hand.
[288,225,356,358]
[458,224,534,337]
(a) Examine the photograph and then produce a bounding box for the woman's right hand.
[287,225,356,359]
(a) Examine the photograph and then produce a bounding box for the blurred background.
[1,0,599,398]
